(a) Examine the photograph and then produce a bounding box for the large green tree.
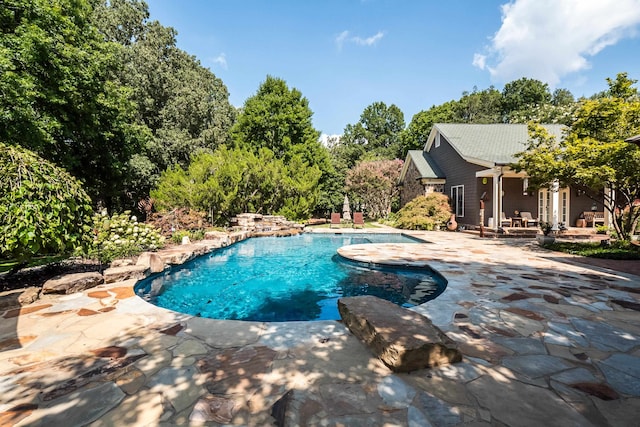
[400,102,456,155]
[1,0,146,207]
[340,102,406,161]
[516,73,640,239]
[92,0,236,203]
[454,86,502,123]
[232,76,337,217]
[501,77,552,118]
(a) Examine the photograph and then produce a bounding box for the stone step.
[338,296,462,372]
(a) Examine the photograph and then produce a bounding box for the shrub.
[87,211,165,263]
[393,194,452,230]
[0,143,93,264]
[147,208,211,237]
[170,229,206,244]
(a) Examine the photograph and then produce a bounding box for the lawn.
[546,240,640,260]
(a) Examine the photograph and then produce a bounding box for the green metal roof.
[431,123,565,166]
[406,150,445,178]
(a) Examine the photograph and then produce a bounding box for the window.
[451,185,464,217]
[435,133,441,148]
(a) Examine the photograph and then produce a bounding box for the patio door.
[538,188,570,224]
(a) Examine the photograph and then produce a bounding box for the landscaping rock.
[0,287,41,309]
[103,265,149,284]
[42,272,104,294]
[203,231,231,246]
[110,258,135,267]
[159,249,195,265]
[338,296,462,372]
[136,252,165,273]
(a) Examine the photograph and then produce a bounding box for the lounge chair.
[353,212,364,228]
[520,211,539,228]
[330,213,341,228]
[500,212,512,227]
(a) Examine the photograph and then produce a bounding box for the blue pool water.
[135,233,446,322]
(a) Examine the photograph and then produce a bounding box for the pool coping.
[1,230,640,425]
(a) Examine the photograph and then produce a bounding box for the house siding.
[428,134,484,226]
[502,178,537,219]
[400,160,425,207]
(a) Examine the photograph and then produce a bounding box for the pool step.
[338,295,462,372]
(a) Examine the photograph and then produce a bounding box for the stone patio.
[1,230,639,426]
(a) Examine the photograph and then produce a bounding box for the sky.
[145,0,640,137]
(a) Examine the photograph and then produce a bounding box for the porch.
[461,225,607,240]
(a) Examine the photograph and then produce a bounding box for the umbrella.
[342,195,351,221]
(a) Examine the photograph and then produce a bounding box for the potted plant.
[536,221,555,245]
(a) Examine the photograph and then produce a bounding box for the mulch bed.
[0,259,103,293]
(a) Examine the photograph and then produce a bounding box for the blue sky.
[146,0,640,136]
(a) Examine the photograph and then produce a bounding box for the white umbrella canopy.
[342,195,351,221]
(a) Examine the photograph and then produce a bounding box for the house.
[398,123,607,230]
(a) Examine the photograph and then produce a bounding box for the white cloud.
[474,0,640,86]
[353,31,385,46]
[335,30,385,50]
[335,30,350,50]
[472,53,486,70]
[213,53,227,69]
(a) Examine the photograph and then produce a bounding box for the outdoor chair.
[520,211,539,228]
[500,212,512,227]
[353,212,364,228]
[330,213,341,228]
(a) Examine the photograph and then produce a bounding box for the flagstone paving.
[1,231,639,426]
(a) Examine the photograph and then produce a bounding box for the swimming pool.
[135,233,446,322]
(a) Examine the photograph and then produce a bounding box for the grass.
[546,240,640,260]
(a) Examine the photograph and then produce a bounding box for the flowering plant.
[87,210,165,263]
[539,221,553,236]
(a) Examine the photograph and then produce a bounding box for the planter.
[446,214,458,231]
[536,234,555,245]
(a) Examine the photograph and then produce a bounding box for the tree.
[346,159,403,219]
[151,146,322,224]
[400,102,456,156]
[552,88,575,106]
[92,1,236,203]
[341,102,406,160]
[232,76,321,161]
[232,76,336,217]
[515,73,640,239]
[0,143,94,265]
[454,86,502,123]
[502,77,552,120]
[0,0,146,207]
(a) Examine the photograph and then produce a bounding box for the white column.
[492,169,502,230]
[551,180,560,231]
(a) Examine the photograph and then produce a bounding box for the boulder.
[136,252,166,273]
[110,258,135,267]
[42,272,104,294]
[181,236,191,245]
[159,249,196,265]
[103,265,149,284]
[0,287,41,309]
[338,295,462,372]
